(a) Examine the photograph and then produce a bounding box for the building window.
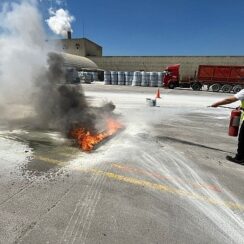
[75,43,80,49]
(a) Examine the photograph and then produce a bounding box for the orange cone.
[155,88,161,99]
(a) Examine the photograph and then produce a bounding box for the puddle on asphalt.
[0,129,80,177]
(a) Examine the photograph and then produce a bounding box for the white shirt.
[234,89,244,101]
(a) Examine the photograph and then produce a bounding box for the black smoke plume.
[34,52,115,134]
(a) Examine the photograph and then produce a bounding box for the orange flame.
[69,118,123,151]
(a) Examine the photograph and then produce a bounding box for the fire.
[69,118,123,151]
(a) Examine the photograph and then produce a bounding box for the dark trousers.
[237,122,244,159]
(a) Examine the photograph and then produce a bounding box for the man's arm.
[211,96,238,107]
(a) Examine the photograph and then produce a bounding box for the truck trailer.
[163,64,244,93]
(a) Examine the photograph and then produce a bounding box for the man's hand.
[210,103,219,108]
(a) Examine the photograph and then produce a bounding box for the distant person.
[211,89,244,164]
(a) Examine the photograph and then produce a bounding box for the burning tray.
[69,118,124,152]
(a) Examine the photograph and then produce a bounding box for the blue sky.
[39,0,244,55]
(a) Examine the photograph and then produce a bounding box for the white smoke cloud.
[55,0,65,5]
[0,0,49,105]
[39,0,66,6]
[46,8,75,37]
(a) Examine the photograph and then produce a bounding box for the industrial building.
[54,31,102,58]
[57,33,244,78]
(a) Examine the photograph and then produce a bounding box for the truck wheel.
[191,82,202,91]
[233,85,242,94]
[168,83,175,89]
[210,83,222,92]
[221,84,232,93]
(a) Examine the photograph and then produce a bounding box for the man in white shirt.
[211,89,244,165]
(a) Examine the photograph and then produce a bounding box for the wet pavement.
[0,85,244,244]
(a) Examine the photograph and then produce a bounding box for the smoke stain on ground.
[157,136,232,153]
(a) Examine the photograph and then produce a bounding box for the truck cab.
[163,64,199,90]
[163,64,180,89]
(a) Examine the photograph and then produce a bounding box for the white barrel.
[125,71,133,85]
[157,72,163,87]
[92,72,98,81]
[78,71,93,83]
[78,71,84,78]
[111,71,118,85]
[118,71,125,85]
[132,71,142,86]
[141,72,150,87]
[104,71,111,85]
[149,72,158,87]
[86,72,93,83]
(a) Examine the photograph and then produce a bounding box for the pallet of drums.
[78,71,98,84]
[104,71,165,87]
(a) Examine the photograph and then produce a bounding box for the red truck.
[163,64,244,93]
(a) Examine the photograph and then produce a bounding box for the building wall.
[84,39,103,57]
[58,38,102,57]
[90,56,244,78]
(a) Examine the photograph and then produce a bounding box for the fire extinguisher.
[229,108,242,137]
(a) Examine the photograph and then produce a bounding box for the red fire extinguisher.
[229,109,242,137]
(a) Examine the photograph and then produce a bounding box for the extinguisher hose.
[219,106,243,110]
[219,106,236,109]
[208,105,243,110]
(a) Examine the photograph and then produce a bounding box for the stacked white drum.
[149,72,158,87]
[141,72,150,87]
[92,72,98,81]
[118,71,125,85]
[125,71,133,85]
[132,71,142,86]
[104,71,111,85]
[111,71,118,85]
[104,70,165,87]
[157,72,163,87]
[78,71,93,83]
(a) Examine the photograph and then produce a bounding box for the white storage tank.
[111,71,118,85]
[104,71,111,85]
[132,71,142,86]
[118,71,125,85]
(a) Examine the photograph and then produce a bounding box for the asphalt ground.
[0,84,244,244]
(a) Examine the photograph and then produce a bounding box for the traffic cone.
[155,88,161,99]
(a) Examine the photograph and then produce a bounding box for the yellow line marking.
[24,156,244,211]
[58,152,75,157]
[84,168,244,211]
[111,163,221,192]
